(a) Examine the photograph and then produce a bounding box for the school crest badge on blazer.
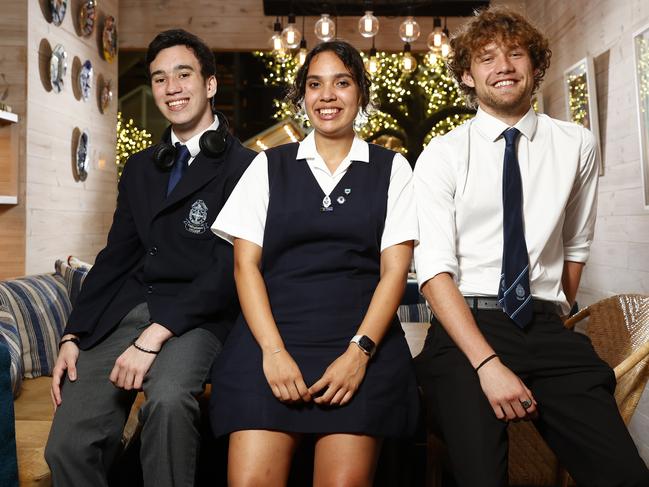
[184,199,208,234]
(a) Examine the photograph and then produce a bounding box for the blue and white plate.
[50,0,68,26]
[79,60,93,102]
[50,44,68,93]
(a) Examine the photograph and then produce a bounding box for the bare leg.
[313,434,382,487]
[228,429,300,487]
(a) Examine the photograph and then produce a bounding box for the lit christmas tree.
[255,49,475,164]
[115,112,153,178]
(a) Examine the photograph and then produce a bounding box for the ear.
[461,70,475,88]
[206,75,217,98]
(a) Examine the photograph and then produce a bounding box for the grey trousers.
[45,303,221,487]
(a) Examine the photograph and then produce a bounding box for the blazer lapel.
[152,138,231,218]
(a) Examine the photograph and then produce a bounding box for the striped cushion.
[55,259,91,308]
[397,303,431,323]
[0,305,23,397]
[0,275,72,379]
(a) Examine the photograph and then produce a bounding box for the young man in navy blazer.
[45,29,255,487]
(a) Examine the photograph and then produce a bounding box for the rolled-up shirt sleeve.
[562,127,599,263]
[413,141,459,289]
[380,153,419,252]
[211,151,269,248]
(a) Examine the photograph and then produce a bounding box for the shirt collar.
[170,114,220,158]
[473,106,538,142]
[296,130,370,164]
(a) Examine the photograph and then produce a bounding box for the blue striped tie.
[497,128,533,328]
[166,143,190,196]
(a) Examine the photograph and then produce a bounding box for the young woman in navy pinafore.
[209,40,418,485]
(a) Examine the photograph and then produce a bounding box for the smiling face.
[149,45,216,141]
[462,41,535,123]
[303,50,361,140]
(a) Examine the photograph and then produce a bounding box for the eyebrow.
[306,72,353,81]
[150,64,196,78]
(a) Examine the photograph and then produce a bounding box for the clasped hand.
[262,344,369,407]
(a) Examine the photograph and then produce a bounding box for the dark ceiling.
[263,0,490,17]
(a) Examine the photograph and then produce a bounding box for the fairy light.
[115,111,152,178]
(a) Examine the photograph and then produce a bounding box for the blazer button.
[147,285,154,294]
[149,246,158,256]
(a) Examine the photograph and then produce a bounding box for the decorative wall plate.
[78,60,93,101]
[50,44,68,93]
[79,0,97,37]
[99,79,113,113]
[75,129,90,181]
[50,0,68,26]
[102,16,118,62]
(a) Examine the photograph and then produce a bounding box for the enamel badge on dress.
[184,199,208,234]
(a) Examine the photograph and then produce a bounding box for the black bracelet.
[132,339,160,355]
[475,353,498,372]
[59,337,80,350]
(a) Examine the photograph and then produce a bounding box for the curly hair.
[447,6,551,107]
[286,40,372,116]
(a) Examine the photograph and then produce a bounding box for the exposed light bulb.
[440,27,450,58]
[281,14,301,49]
[297,38,308,66]
[270,17,284,52]
[366,46,379,74]
[399,16,420,43]
[401,43,417,73]
[358,11,379,38]
[315,14,335,41]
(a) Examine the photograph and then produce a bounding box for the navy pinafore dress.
[210,142,419,437]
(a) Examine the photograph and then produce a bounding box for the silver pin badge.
[322,195,331,208]
[337,196,346,204]
[344,188,351,195]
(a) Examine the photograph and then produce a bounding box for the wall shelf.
[0,111,19,204]
[0,109,18,124]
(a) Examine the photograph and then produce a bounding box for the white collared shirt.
[212,130,418,252]
[413,108,599,314]
[170,114,220,166]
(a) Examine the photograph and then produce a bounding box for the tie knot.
[175,143,190,160]
[503,127,520,147]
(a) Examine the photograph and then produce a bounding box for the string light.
[358,11,379,38]
[282,13,301,49]
[315,13,335,41]
[115,112,152,178]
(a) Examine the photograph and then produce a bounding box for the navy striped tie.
[166,143,190,196]
[497,127,533,328]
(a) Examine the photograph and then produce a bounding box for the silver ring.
[520,399,532,410]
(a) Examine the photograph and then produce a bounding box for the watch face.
[102,15,118,63]
[79,0,97,37]
[50,0,68,26]
[79,60,93,102]
[75,129,90,181]
[358,335,376,355]
[50,44,68,93]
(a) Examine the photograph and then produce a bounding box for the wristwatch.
[350,335,376,357]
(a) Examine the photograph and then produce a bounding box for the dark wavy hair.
[447,6,552,107]
[145,29,216,82]
[286,40,372,115]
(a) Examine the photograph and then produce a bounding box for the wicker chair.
[427,294,649,487]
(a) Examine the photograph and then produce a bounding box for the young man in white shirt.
[414,7,649,486]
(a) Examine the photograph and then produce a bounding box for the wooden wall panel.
[0,0,27,279]
[25,0,119,274]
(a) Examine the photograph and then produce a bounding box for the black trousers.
[414,306,649,487]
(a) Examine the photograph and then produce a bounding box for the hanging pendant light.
[297,38,308,66]
[282,13,302,49]
[365,37,379,74]
[399,15,420,43]
[441,26,451,58]
[401,43,417,73]
[315,13,336,42]
[358,10,379,38]
[427,18,443,49]
[270,17,284,52]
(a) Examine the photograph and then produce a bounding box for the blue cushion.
[55,258,91,308]
[0,274,71,379]
[0,305,23,397]
[0,340,18,486]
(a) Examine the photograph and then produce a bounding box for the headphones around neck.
[152,111,230,171]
